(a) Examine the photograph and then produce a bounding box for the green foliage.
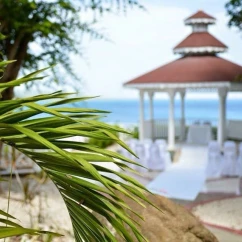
[226,0,242,31]
[212,126,218,140]
[0,204,61,239]
[0,0,143,95]
[88,124,119,148]
[131,126,139,139]
[168,150,175,162]
[0,60,153,241]
[0,217,61,240]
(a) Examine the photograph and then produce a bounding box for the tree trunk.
[1,87,14,101]
[0,34,31,100]
[1,60,24,100]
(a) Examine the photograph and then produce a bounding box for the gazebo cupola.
[185,10,216,31]
[174,10,227,55]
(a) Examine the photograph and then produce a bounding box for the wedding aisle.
[147,144,208,200]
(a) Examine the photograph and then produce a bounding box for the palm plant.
[0,60,153,241]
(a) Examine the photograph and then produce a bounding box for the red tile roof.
[124,56,242,85]
[174,32,227,49]
[186,10,215,20]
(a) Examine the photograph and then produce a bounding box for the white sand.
[0,181,73,242]
[202,177,240,194]
[192,197,242,231]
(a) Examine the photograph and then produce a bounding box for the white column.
[180,90,186,141]
[218,87,228,149]
[168,89,176,150]
[148,92,154,140]
[139,90,145,141]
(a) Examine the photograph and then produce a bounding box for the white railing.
[144,118,219,139]
[144,119,181,139]
[142,118,242,141]
[227,120,242,140]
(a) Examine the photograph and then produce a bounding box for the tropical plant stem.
[4,147,15,242]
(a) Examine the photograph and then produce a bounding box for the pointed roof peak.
[186,10,216,21]
[184,10,216,26]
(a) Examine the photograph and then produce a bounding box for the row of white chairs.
[206,141,242,179]
[120,139,171,172]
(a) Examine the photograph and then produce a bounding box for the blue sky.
[18,0,242,100]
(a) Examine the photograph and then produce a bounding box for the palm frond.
[0,66,154,241]
[0,209,62,239]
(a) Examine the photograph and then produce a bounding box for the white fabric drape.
[206,141,222,179]
[187,125,213,144]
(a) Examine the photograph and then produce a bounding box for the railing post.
[139,90,145,141]
[180,90,186,141]
[148,92,154,140]
[167,89,176,150]
[218,87,228,150]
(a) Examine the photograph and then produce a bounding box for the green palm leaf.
[0,210,62,239]
[0,63,155,241]
[0,227,62,239]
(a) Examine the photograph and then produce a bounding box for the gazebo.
[124,10,242,150]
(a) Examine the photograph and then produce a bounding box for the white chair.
[155,139,171,168]
[236,143,242,194]
[206,148,222,179]
[119,146,132,159]
[147,144,165,171]
[155,139,167,154]
[129,138,139,144]
[206,141,222,179]
[208,141,220,153]
[155,139,167,147]
[127,138,139,152]
[221,141,237,176]
[224,141,236,153]
[142,139,152,160]
[164,152,172,168]
[127,138,139,147]
[119,146,138,170]
[143,138,152,145]
[237,143,242,177]
[134,144,147,172]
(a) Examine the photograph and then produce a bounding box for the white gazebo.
[124,10,242,150]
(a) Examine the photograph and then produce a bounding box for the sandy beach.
[1,172,242,242]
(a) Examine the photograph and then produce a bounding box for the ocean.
[77,98,242,126]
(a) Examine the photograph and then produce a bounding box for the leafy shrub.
[212,126,217,140]
[131,126,139,139]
